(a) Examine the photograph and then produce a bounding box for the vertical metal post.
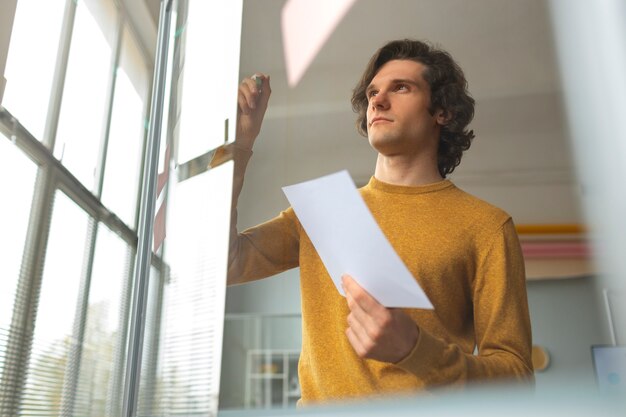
[603,289,617,346]
[121,1,173,416]
[43,0,77,150]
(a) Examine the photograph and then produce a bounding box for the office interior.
[0,0,624,416]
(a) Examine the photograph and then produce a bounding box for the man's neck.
[374,153,444,186]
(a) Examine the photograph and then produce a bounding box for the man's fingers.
[239,78,259,110]
[342,274,420,363]
[235,72,271,148]
[345,290,376,336]
[252,73,271,95]
[237,89,251,115]
[342,274,384,315]
[347,311,369,346]
[346,288,393,353]
[345,326,367,358]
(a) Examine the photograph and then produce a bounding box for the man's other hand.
[342,274,419,364]
[236,73,271,150]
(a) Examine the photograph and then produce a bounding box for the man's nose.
[371,91,390,110]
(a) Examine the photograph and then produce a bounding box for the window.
[2,0,65,141]
[1,1,242,416]
[73,222,133,416]
[101,23,150,228]
[21,191,89,415]
[53,0,117,191]
[0,134,37,393]
[0,1,152,415]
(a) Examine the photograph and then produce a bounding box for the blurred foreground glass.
[549,0,626,400]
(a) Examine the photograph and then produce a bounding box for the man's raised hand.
[236,73,271,150]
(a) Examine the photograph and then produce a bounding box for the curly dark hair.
[351,39,475,178]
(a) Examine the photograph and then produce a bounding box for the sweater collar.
[365,176,454,195]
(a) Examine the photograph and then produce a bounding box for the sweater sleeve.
[396,218,534,387]
[216,144,300,285]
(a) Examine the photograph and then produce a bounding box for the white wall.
[226,269,301,315]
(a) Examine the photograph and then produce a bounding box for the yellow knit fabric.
[227,147,534,405]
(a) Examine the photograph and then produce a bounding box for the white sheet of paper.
[282,170,433,309]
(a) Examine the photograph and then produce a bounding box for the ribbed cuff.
[395,327,443,380]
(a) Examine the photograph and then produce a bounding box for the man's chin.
[368,133,398,150]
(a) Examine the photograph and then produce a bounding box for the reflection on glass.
[101,24,149,228]
[2,0,65,140]
[73,222,132,415]
[21,191,88,415]
[0,135,37,380]
[54,0,116,190]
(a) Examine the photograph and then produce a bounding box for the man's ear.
[435,109,451,126]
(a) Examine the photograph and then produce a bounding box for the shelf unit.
[245,349,300,409]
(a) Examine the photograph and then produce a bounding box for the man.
[226,39,533,404]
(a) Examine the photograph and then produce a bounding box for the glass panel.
[72,222,133,416]
[134,0,243,413]
[2,0,65,140]
[101,23,149,228]
[139,161,234,416]
[174,0,243,164]
[21,191,89,415]
[54,0,117,191]
[0,135,37,388]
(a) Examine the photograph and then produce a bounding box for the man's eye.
[368,90,378,98]
[396,84,408,91]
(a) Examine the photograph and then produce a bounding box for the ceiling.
[142,0,582,228]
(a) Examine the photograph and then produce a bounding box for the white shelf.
[245,349,300,409]
[249,373,286,379]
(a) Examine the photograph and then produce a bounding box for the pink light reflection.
[281,0,357,87]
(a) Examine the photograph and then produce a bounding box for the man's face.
[366,59,443,157]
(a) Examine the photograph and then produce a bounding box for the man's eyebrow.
[390,78,420,87]
[366,78,420,94]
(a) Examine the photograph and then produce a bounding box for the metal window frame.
[121,1,174,415]
[0,0,164,415]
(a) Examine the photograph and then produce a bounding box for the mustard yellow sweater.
[226,146,534,405]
